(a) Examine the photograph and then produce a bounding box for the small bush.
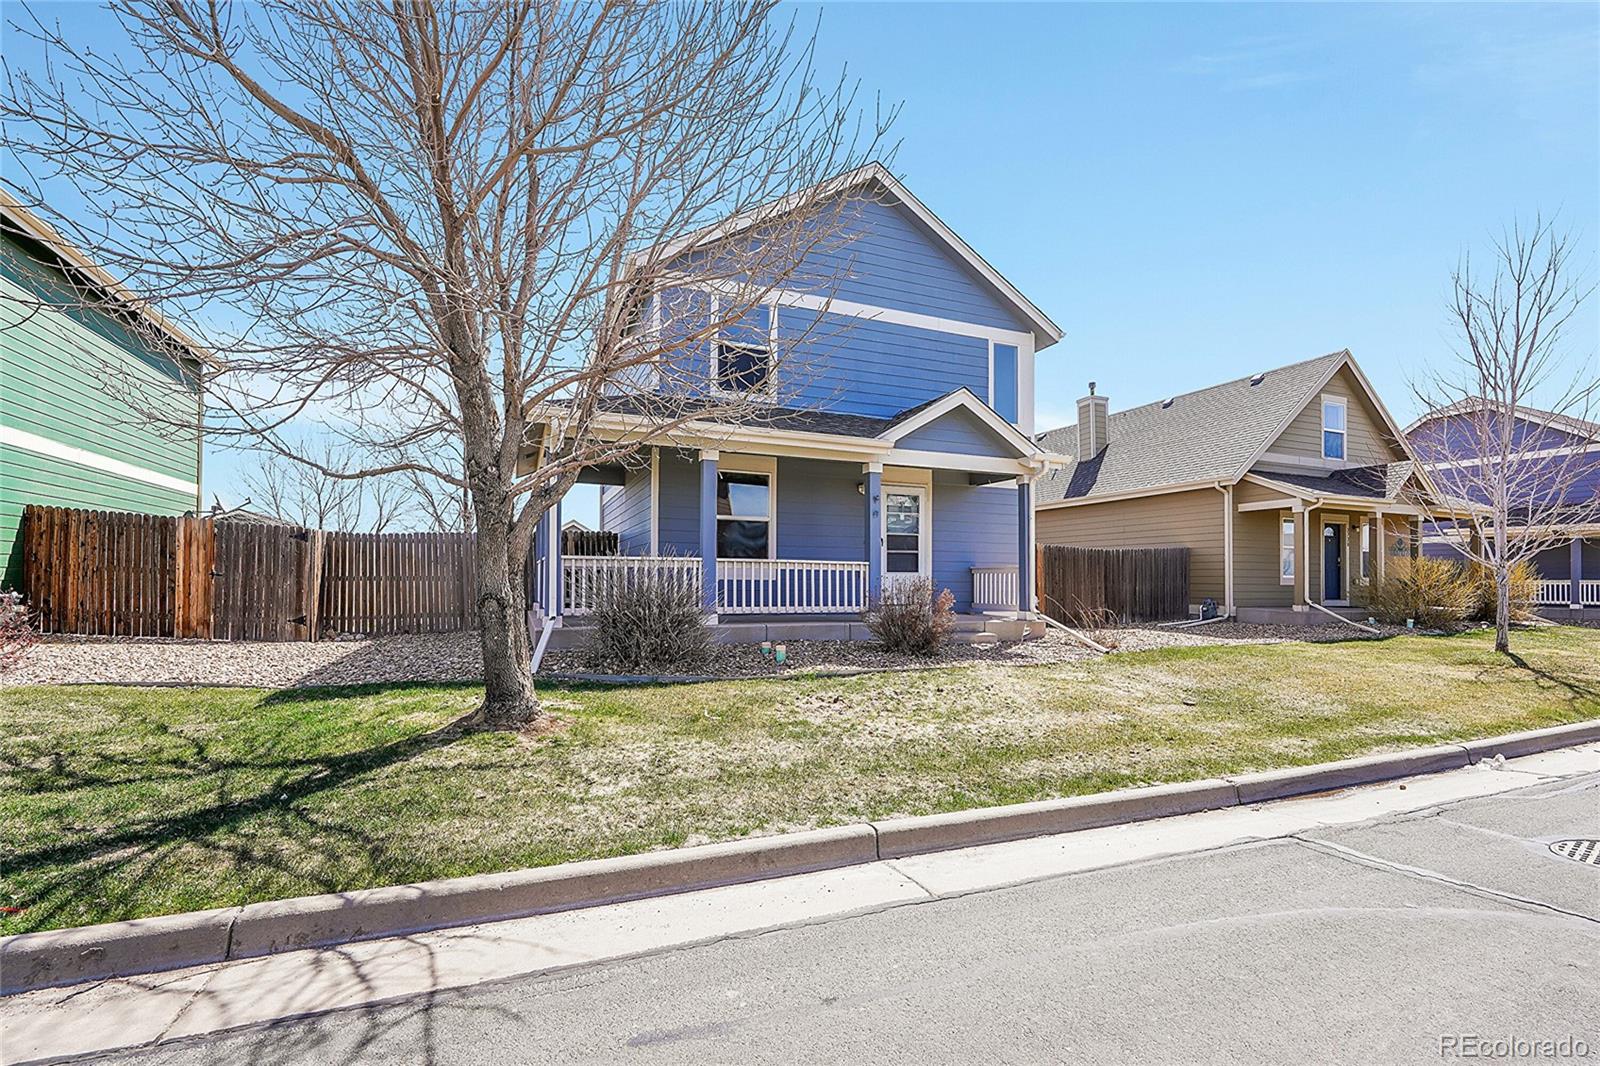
[1354,556,1472,630]
[0,591,36,672]
[864,577,957,655]
[1463,560,1539,622]
[582,565,711,674]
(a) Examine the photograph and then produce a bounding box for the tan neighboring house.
[1034,350,1444,624]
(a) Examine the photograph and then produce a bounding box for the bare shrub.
[1464,560,1539,622]
[864,578,957,655]
[0,592,37,672]
[582,566,711,675]
[1355,557,1473,630]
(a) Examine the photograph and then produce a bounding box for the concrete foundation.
[1234,606,1376,627]
[537,614,1045,651]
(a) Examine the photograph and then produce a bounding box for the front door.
[883,486,930,592]
[1322,522,1343,602]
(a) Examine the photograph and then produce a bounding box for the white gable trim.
[630,163,1062,346]
[877,388,1039,457]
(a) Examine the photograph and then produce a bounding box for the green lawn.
[4,627,1598,935]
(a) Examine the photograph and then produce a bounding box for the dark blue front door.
[1323,523,1342,601]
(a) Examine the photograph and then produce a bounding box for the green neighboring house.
[0,191,206,589]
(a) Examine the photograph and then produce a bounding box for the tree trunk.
[469,489,540,728]
[1494,563,1511,654]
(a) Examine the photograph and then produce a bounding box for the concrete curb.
[1459,718,1600,763]
[873,778,1239,859]
[1226,743,1471,805]
[4,719,1595,995]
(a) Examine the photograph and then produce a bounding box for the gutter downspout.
[1214,481,1235,618]
[1308,599,1381,634]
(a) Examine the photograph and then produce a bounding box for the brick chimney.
[1076,382,1109,458]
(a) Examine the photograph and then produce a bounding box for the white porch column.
[1570,536,1583,610]
[1374,509,1386,582]
[698,450,719,621]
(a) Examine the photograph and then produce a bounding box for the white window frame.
[882,482,932,583]
[715,454,777,560]
[1279,515,1296,585]
[1321,395,1348,462]
[711,297,777,400]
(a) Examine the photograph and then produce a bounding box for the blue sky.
[802,1,1598,431]
[7,3,1597,528]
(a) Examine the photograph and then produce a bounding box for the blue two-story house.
[1409,400,1600,617]
[530,164,1064,644]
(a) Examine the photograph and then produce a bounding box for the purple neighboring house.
[1407,401,1600,616]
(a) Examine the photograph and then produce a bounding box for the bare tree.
[1412,219,1599,653]
[242,446,359,530]
[3,0,891,725]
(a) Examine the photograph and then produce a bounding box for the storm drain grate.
[1549,839,1600,866]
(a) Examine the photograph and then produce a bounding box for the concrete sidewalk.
[3,742,1596,1064]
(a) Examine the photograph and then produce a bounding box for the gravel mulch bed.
[0,618,1430,688]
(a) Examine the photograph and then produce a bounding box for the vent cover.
[1549,839,1600,866]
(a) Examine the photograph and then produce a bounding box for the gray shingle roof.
[1034,351,1351,504]
[1251,461,1416,500]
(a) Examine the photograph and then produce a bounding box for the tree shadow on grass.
[1502,652,1600,712]
[2,695,497,934]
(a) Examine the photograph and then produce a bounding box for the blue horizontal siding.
[601,460,653,555]
[780,307,990,420]
[798,197,1027,332]
[896,407,1018,457]
[657,449,701,555]
[931,470,1019,612]
[776,458,867,561]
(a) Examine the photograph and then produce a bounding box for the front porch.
[1232,473,1434,626]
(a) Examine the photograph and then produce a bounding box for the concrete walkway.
[3,744,1596,1064]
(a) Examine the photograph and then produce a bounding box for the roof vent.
[1249,372,1266,386]
[1161,397,1174,409]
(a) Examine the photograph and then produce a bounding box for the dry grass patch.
[3,627,1597,934]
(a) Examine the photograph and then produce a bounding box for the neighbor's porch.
[1231,486,1428,625]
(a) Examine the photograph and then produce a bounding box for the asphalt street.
[88,770,1600,1066]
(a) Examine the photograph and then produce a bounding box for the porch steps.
[948,631,1000,646]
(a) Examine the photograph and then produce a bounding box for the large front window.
[716,471,771,558]
[1322,397,1347,460]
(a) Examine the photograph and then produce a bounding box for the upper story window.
[992,342,1019,424]
[715,305,773,396]
[1321,397,1347,460]
[716,470,772,558]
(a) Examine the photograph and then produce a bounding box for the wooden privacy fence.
[561,528,618,556]
[21,504,481,641]
[22,506,215,638]
[1037,544,1190,624]
[319,531,478,637]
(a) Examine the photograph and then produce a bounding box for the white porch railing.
[559,556,872,615]
[561,555,701,615]
[971,565,1019,612]
[718,559,870,615]
[1535,580,1569,606]
[1535,579,1600,607]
